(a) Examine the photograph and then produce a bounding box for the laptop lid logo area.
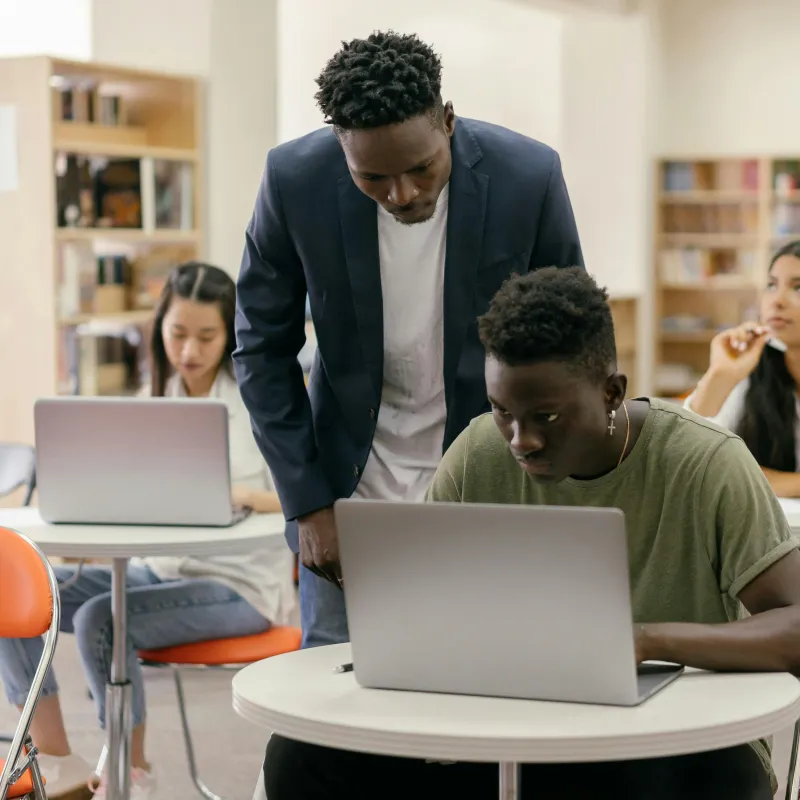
[334,499,682,707]
[35,397,236,527]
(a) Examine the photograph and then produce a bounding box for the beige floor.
[1,638,797,798]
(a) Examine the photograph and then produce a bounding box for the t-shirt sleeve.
[425,426,471,503]
[705,436,797,598]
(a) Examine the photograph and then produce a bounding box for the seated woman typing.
[265,268,800,800]
[685,241,800,496]
[0,262,294,800]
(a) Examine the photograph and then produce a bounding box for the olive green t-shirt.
[426,398,797,789]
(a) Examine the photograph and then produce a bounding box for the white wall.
[659,0,800,155]
[91,0,211,75]
[91,0,276,273]
[0,0,91,59]
[560,9,649,299]
[276,0,564,148]
[205,0,277,273]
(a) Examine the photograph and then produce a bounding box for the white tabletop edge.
[0,507,286,558]
[231,644,800,764]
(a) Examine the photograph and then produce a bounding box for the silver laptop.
[335,499,683,707]
[35,396,249,527]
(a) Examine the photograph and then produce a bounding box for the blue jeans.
[298,566,349,648]
[0,564,270,728]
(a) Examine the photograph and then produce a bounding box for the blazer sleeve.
[530,151,584,270]
[233,153,336,521]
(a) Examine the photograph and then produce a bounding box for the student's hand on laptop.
[634,623,661,663]
[298,506,343,587]
[231,485,254,509]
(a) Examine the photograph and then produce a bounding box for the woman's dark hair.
[738,240,800,470]
[149,262,236,397]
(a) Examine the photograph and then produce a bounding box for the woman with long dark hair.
[0,263,294,799]
[686,241,800,496]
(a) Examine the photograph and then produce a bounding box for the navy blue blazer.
[234,118,583,548]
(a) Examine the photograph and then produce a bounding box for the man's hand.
[634,623,652,664]
[298,506,342,587]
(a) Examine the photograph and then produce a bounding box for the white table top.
[233,643,800,763]
[781,498,800,531]
[0,507,285,558]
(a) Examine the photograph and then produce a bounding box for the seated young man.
[264,267,800,800]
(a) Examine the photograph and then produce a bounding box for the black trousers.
[264,735,773,800]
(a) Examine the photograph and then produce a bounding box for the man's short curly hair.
[315,30,443,131]
[478,267,617,383]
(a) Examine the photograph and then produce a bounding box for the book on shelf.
[58,327,143,397]
[53,84,126,125]
[57,155,195,233]
[774,161,800,195]
[773,203,800,237]
[659,248,755,285]
[57,243,134,318]
[662,160,758,193]
[661,202,757,235]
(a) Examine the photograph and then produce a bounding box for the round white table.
[0,507,286,800]
[233,643,800,800]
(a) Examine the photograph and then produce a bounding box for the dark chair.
[0,444,36,506]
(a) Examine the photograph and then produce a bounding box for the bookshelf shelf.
[53,123,200,161]
[659,234,758,248]
[59,310,153,327]
[0,55,205,443]
[660,190,758,203]
[661,280,756,291]
[653,155,800,399]
[659,331,716,344]
[55,228,202,243]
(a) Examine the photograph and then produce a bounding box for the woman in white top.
[0,263,294,799]
[685,241,800,497]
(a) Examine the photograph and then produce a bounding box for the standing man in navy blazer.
[234,31,583,650]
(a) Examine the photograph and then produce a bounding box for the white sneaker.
[92,767,156,800]
[35,753,94,797]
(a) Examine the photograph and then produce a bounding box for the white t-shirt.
[354,186,449,503]
[684,380,800,468]
[137,370,295,623]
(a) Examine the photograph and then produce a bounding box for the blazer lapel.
[338,177,383,403]
[443,122,488,407]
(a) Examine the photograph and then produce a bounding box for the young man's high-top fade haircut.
[478,267,617,383]
[314,30,444,131]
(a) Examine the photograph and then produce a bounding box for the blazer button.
[353,465,360,477]
[369,408,376,420]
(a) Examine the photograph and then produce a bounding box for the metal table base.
[500,762,521,799]
[105,557,133,800]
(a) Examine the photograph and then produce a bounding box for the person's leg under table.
[263,736,773,800]
[298,565,349,648]
[74,568,271,799]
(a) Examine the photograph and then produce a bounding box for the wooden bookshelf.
[0,56,204,444]
[653,156,800,398]
[609,297,638,397]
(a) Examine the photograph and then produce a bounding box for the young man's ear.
[604,372,628,412]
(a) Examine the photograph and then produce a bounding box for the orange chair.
[129,627,301,800]
[0,526,60,800]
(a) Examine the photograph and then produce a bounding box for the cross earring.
[607,409,616,436]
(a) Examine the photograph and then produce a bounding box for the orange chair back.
[0,527,54,638]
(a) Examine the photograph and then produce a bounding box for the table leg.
[499,761,521,800]
[105,557,132,800]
